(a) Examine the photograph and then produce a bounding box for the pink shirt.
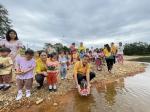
[15,57,36,79]
[4,40,23,60]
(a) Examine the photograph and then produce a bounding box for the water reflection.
[95,78,125,106]
[104,82,117,106]
[73,92,95,112]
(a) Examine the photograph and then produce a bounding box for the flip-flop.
[49,89,53,92]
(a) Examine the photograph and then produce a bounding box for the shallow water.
[16,63,150,112]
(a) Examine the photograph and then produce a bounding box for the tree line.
[124,42,150,55]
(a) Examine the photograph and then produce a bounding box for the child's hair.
[72,43,75,45]
[50,52,57,59]
[0,47,11,53]
[25,49,34,56]
[60,50,64,54]
[83,54,89,59]
[65,51,69,55]
[119,42,122,46]
[89,50,92,54]
[97,50,100,53]
[80,50,83,53]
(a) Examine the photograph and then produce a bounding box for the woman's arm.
[73,63,79,86]
[86,69,90,86]
[74,71,78,85]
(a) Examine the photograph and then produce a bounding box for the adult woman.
[78,42,86,53]
[35,51,48,89]
[4,29,23,61]
[111,42,117,64]
[74,55,96,94]
[104,44,114,73]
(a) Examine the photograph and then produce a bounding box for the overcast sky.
[0,0,150,50]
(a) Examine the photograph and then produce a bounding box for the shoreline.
[0,60,147,112]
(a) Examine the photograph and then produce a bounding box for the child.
[95,50,102,71]
[100,48,106,65]
[59,51,67,80]
[46,53,59,91]
[0,47,13,91]
[34,51,40,60]
[79,50,85,60]
[93,50,97,62]
[117,42,124,64]
[65,51,71,70]
[95,49,104,71]
[15,49,35,100]
[89,51,93,62]
[72,49,79,64]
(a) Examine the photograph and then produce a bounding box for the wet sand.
[0,59,146,112]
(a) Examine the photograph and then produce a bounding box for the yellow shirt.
[74,61,90,75]
[78,46,86,52]
[111,45,117,54]
[103,48,111,57]
[0,57,13,75]
[73,53,78,59]
[35,58,47,74]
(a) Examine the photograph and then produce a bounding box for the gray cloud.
[0,0,150,49]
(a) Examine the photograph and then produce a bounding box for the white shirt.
[117,46,124,54]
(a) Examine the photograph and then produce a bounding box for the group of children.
[0,41,124,100]
[69,42,124,73]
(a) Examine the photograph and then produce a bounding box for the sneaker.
[0,85,4,90]
[53,85,57,92]
[26,90,31,98]
[16,92,23,101]
[61,77,64,80]
[49,85,53,92]
[3,85,11,91]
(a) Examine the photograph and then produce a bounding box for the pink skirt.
[95,58,102,66]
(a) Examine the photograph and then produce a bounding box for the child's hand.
[43,72,48,76]
[15,69,25,75]
[15,71,24,75]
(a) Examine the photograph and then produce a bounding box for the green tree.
[0,4,12,36]
[124,42,150,55]
[53,43,63,53]
[63,46,70,52]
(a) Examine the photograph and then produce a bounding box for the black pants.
[105,58,114,71]
[35,74,45,86]
[113,55,116,64]
[77,72,96,85]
